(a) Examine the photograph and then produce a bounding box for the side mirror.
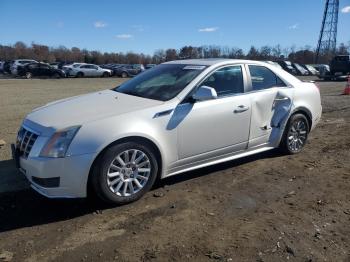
[192,86,218,101]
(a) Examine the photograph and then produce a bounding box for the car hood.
[26,90,163,129]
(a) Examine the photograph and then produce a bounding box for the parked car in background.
[50,62,60,69]
[0,61,4,72]
[145,64,156,69]
[10,59,37,75]
[114,64,145,78]
[68,64,112,77]
[17,63,66,79]
[100,64,120,70]
[276,61,297,75]
[330,55,350,75]
[302,65,319,76]
[292,63,309,76]
[265,61,283,69]
[13,59,322,204]
[109,64,126,76]
[313,64,331,79]
[62,63,86,75]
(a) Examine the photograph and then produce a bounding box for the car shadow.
[0,149,283,233]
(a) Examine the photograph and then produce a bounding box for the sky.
[0,0,349,55]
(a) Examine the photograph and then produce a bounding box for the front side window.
[248,65,286,91]
[115,64,206,101]
[201,66,244,97]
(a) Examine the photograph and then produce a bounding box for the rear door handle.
[234,105,249,113]
[274,97,289,101]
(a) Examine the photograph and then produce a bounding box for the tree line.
[0,41,349,65]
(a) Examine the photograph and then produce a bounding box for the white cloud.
[116,34,133,39]
[341,6,350,13]
[198,27,219,32]
[94,21,107,28]
[288,23,299,30]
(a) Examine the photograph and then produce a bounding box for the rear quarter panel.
[292,82,322,131]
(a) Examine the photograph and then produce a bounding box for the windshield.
[114,64,206,101]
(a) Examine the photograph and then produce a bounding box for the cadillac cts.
[12,59,322,204]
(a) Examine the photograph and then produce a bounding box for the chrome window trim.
[244,64,291,93]
[181,64,248,103]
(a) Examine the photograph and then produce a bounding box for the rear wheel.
[25,72,32,79]
[280,114,309,154]
[91,142,158,205]
[121,72,128,78]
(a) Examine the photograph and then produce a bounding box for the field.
[0,77,349,261]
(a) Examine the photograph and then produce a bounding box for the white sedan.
[68,64,112,77]
[13,59,322,205]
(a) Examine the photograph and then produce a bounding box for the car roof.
[163,58,286,67]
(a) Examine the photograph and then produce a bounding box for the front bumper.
[12,144,95,198]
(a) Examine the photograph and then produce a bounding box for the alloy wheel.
[287,119,308,152]
[106,149,151,196]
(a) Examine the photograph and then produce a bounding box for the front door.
[176,65,251,161]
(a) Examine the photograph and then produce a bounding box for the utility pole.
[315,0,339,63]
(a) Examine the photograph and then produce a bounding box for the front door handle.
[234,105,249,113]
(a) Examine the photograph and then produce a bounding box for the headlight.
[40,126,81,158]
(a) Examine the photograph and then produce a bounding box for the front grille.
[16,127,38,159]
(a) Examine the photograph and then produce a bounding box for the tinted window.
[249,65,286,91]
[28,64,38,69]
[39,64,49,69]
[201,66,244,97]
[80,65,89,69]
[115,64,206,101]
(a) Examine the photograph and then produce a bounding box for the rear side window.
[28,64,38,69]
[248,65,286,91]
[201,66,244,97]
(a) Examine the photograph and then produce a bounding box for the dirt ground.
[0,76,349,262]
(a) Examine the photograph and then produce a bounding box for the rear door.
[245,65,294,148]
[91,65,100,76]
[39,64,51,76]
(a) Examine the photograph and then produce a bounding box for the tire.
[91,142,159,205]
[76,72,84,78]
[102,72,109,78]
[121,72,128,78]
[280,113,309,154]
[52,73,60,79]
[25,72,32,79]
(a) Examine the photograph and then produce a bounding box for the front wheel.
[102,72,109,78]
[25,72,32,79]
[52,73,61,79]
[91,142,158,205]
[121,72,128,78]
[280,114,309,154]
